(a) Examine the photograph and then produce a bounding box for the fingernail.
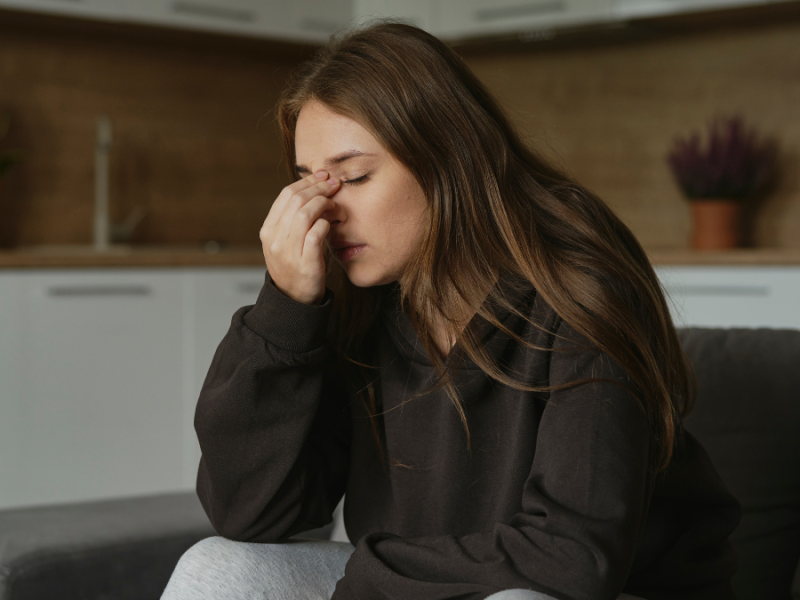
[315,171,327,179]
[327,177,338,185]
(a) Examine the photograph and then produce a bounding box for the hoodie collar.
[380,270,537,370]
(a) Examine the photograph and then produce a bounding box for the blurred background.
[0,0,799,511]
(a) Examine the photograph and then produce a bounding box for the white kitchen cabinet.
[0,266,267,510]
[1,0,788,42]
[354,0,440,31]
[0,0,168,28]
[438,0,614,39]
[290,0,355,40]
[160,0,352,42]
[612,0,782,19]
[0,273,24,507]
[0,269,186,509]
[161,0,273,37]
[0,0,125,21]
[654,266,800,330]
[614,0,747,19]
[182,267,266,486]
[0,0,353,42]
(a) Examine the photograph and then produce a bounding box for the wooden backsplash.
[1,7,799,249]
[461,15,800,250]
[0,9,312,248]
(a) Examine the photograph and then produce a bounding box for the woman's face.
[294,101,429,288]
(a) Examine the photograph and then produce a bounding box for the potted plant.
[667,115,778,250]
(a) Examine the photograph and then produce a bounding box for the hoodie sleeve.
[194,271,351,542]
[331,318,653,600]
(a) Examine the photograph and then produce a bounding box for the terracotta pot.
[690,199,743,250]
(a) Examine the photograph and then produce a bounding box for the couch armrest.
[0,492,214,600]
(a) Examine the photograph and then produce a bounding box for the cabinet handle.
[666,284,770,297]
[476,0,566,22]
[171,1,256,23]
[47,285,152,297]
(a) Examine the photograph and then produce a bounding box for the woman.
[162,22,740,600]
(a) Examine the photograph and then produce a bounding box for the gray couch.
[0,493,214,600]
[1,328,799,600]
[679,328,800,600]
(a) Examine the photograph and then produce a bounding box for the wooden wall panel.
[1,8,799,251]
[463,19,800,250]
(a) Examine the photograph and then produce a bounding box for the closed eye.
[343,174,369,185]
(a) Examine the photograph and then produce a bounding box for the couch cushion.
[0,492,214,600]
[679,328,800,600]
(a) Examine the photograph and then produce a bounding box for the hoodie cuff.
[243,271,334,353]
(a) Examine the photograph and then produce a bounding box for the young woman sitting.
[162,21,740,600]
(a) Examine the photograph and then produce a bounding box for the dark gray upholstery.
[0,492,214,600]
[680,328,800,600]
[792,559,800,600]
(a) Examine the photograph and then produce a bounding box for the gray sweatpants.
[161,536,646,600]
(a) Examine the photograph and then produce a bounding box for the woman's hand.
[260,170,340,305]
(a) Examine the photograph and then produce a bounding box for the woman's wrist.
[244,273,333,352]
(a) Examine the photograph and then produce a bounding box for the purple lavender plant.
[667,115,778,201]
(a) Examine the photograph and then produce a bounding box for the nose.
[323,191,345,226]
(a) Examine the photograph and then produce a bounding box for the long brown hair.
[276,21,694,472]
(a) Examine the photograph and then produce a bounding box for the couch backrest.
[679,327,800,600]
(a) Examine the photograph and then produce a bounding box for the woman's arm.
[194,273,351,543]
[332,318,652,600]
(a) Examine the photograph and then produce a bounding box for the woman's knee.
[170,536,236,577]
[161,536,354,600]
[486,591,648,600]
[485,590,554,600]
[162,537,254,599]
[169,537,250,579]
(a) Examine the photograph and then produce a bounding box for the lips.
[329,240,366,262]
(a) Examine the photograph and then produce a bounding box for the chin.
[343,264,396,288]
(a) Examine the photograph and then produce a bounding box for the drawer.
[655,266,800,330]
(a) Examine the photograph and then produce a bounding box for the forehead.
[294,101,382,165]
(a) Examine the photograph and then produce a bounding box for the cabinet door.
[0,273,24,507]
[439,0,613,39]
[289,0,354,41]
[162,0,272,38]
[160,0,352,42]
[0,269,186,510]
[354,0,440,32]
[0,0,123,22]
[655,266,800,330]
[184,267,267,484]
[0,0,351,42]
[613,0,761,19]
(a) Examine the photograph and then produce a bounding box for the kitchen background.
[1,1,799,250]
[1,0,799,511]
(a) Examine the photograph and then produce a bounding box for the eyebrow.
[295,150,376,175]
